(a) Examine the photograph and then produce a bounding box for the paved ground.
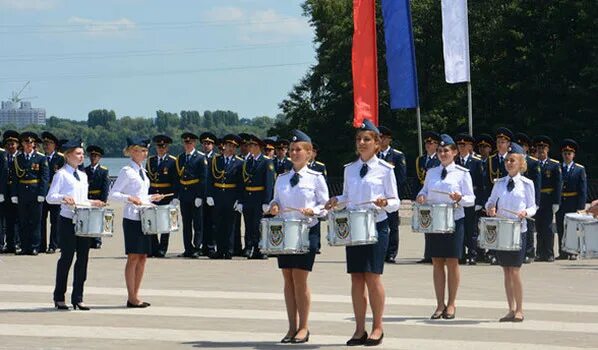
[0,202,597,349]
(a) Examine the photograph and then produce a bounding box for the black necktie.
[360,163,368,178]
[563,165,568,175]
[247,156,255,170]
[290,173,300,187]
[139,169,145,180]
[225,157,229,166]
[186,154,191,163]
[26,154,30,161]
[158,157,162,167]
[47,156,51,163]
[507,178,515,192]
[73,170,80,181]
[441,167,447,180]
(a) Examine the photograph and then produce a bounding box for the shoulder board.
[315,161,325,166]
[549,158,559,164]
[263,155,271,160]
[528,155,538,161]
[306,168,322,176]
[489,153,497,159]
[471,155,481,160]
[379,159,395,169]
[575,163,585,169]
[344,161,356,167]
[235,156,243,161]
[520,176,534,185]
[57,152,64,157]
[168,155,176,160]
[36,151,45,156]
[392,149,404,155]
[197,151,206,156]
[286,157,291,161]
[455,165,470,172]
[100,165,108,170]
[0,147,4,152]
[278,170,291,177]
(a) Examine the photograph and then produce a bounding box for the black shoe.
[15,247,24,255]
[535,256,547,262]
[499,313,515,322]
[90,243,102,249]
[141,301,151,307]
[280,334,294,344]
[316,249,321,255]
[417,258,432,264]
[468,258,477,266]
[209,251,223,259]
[223,252,232,260]
[126,301,148,308]
[46,248,56,254]
[365,333,384,347]
[291,330,309,344]
[568,255,578,260]
[242,248,251,258]
[490,256,498,265]
[73,302,90,311]
[54,301,69,310]
[385,256,396,264]
[346,332,368,346]
[547,256,555,262]
[430,307,445,320]
[154,250,166,258]
[556,255,568,260]
[443,307,456,319]
[31,249,39,256]
[523,256,533,264]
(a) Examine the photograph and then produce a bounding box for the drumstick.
[355,197,397,206]
[431,189,452,196]
[282,207,303,213]
[500,207,536,222]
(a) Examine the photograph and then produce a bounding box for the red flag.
[352,0,379,127]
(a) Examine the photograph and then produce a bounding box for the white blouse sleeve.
[458,172,475,207]
[524,181,537,217]
[485,181,500,211]
[46,171,65,205]
[383,168,400,213]
[108,168,130,203]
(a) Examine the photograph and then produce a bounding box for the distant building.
[0,100,46,127]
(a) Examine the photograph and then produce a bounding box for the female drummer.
[47,138,105,310]
[416,134,475,320]
[485,143,536,322]
[267,130,329,344]
[109,137,165,308]
[325,120,399,347]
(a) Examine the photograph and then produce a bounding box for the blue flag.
[382,0,419,109]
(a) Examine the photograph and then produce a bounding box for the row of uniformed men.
[413,127,588,265]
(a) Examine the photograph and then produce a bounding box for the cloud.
[203,6,312,44]
[67,17,136,36]
[0,0,59,11]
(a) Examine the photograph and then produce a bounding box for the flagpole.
[416,106,423,156]
[467,81,473,135]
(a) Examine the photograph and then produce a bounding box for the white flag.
[441,0,471,83]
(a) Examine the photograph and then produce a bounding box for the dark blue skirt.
[428,218,465,258]
[496,231,527,267]
[346,220,389,274]
[277,225,319,272]
[123,218,151,255]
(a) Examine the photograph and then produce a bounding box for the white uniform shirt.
[46,164,89,219]
[109,161,151,221]
[336,156,400,223]
[270,165,329,227]
[485,174,537,232]
[418,162,475,220]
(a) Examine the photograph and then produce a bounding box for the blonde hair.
[509,153,528,173]
[63,147,82,157]
[123,145,147,157]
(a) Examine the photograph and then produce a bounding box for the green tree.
[87,109,116,128]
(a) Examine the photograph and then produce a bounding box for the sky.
[0,0,316,121]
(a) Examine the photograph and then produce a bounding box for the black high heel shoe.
[126,301,149,308]
[365,333,384,347]
[54,301,69,310]
[280,334,294,344]
[443,307,456,320]
[346,332,368,346]
[73,303,90,311]
[431,307,446,320]
[291,330,309,344]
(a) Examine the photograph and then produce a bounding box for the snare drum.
[564,213,598,258]
[139,205,180,235]
[73,207,114,238]
[582,221,598,259]
[327,209,377,246]
[411,203,455,233]
[478,217,521,251]
[259,217,310,255]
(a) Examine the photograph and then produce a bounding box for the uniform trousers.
[462,206,479,259]
[18,199,42,252]
[200,204,216,253]
[180,200,202,254]
[41,202,61,251]
[242,204,262,250]
[386,210,400,259]
[525,218,536,258]
[213,194,237,254]
[536,201,555,259]
[1,201,20,250]
[53,216,91,304]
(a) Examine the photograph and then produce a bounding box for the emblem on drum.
[169,209,178,230]
[485,225,497,244]
[103,214,113,234]
[419,209,432,229]
[269,225,284,246]
[335,218,350,239]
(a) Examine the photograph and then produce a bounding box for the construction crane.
[10,81,34,103]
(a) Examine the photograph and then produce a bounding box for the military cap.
[86,145,104,156]
[291,129,311,143]
[533,135,552,148]
[19,131,39,143]
[61,137,83,151]
[439,134,455,147]
[495,127,514,141]
[561,138,579,153]
[476,133,494,148]
[358,119,380,134]
[246,134,264,147]
[126,136,150,148]
[222,134,241,147]
[275,138,290,148]
[181,132,199,142]
[455,133,475,144]
[264,138,276,150]
[515,132,531,147]
[423,131,441,143]
[508,142,525,155]
[378,126,393,138]
[2,130,19,145]
[238,133,251,144]
[41,131,59,144]
[200,132,217,144]
[153,134,173,145]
